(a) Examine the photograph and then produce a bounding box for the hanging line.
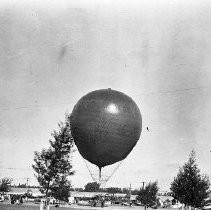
[82,157,124,187]
[102,160,124,188]
[82,158,96,182]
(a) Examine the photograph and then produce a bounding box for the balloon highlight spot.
[106,103,119,114]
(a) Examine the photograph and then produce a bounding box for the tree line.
[82,182,139,195]
[12,184,39,188]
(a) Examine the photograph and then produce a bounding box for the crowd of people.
[10,194,24,204]
[89,196,106,207]
[0,193,28,205]
[0,193,11,202]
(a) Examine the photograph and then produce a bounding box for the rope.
[82,158,96,182]
[102,160,124,187]
[81,156,124,187]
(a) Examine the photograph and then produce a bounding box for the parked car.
[122,202,129,206]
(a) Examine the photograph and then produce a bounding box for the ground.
[0,203,156,210]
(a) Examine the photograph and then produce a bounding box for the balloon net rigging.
[82,158,124,188]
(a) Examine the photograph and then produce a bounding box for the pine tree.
[170,150,210,208]
[32,114,75,201]
[137,181,159,208]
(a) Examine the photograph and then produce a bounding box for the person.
[44,199,48,209]
[15,196,20,205]
[101,196,105,208]
[20,196,23,204]
[40,200,44,210]
[130,201,132,207]
[93,198,97,207]
[89,198,93,207]
[46,197,50,210]
[0,194,4,202]
[11,195,15,204]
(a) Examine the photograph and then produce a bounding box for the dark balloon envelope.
[70,89,142,169]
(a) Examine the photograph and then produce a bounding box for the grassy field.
[0,203,148,210]
[0,203,90,210]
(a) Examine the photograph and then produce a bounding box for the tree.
[170,150,210,208]
[137,181,159,208]
[26,189,33,198]
[104,187,122,194]
[122,188,130,194]
[84,182,100,192]
[0,177,13,192]
[51,176,71,202]
[131,189,140,195]
[32,114,75,201]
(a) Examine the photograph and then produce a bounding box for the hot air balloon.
[70,88,142,181]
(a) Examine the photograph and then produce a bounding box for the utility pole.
[140,181,145,189]
[129,183,132,206]
[26,178,29,189]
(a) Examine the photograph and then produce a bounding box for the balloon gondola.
[70,88,142,184]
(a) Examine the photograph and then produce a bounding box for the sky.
[0,0,211,191]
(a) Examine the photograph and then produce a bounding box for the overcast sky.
[0,0,211,191]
